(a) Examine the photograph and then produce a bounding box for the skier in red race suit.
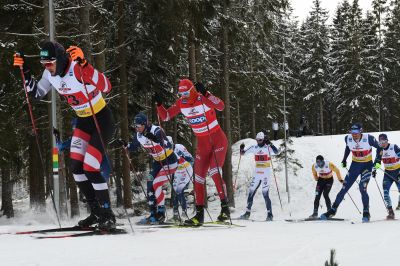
[155,79,229,225]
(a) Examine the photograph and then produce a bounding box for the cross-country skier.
[373,133,400,220]
[155,79,229,225]
[309,155,343,218]
[166,136,194,221]
[123,113,178,224]
[239,132,279,221]
[321,123,379,222]
[13,41,116,230]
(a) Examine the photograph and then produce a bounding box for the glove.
[374,162,381,170]
[240,143,245,150]
[117,138,127,148]
[195,82,207,96]
[339,179,344,183]
[372,170,377,178]
[153,92,163,106]
[341,161,346,168]
[265,139,271,145]
[53,127,60,141]
[13,52,25,68]
[66,46,87,66]
[144,132,158,142]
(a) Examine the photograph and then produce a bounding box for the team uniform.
[311,160,343,217]
[127,124,178,223]
[172,144,194,216]
[322,132,379,221]
[240,142,279,220]
[23,42,115,229]
[375,143,400,214]
[157,79,229,224]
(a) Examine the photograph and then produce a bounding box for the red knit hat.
[178,79,194,93]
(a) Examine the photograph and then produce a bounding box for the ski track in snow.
[1,132,400,266]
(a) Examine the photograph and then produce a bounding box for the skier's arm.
[312,165,318,181]
[127,136,141,152]
[269,144,280,155]
[395,144,400,157]
[73,63,111,94]
[58,138,72,152]
[26,71,53,100]
[374,147,383,164]
[175,144,194,163]
[200,93,225,111]
[242,145,255,155]
[368,135,379,149]
[156,100,181,121]
[342,136,350,163]
[329,162,343,182]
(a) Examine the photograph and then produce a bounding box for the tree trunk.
[251,92,256,137]
[319,95,324,135]
[118,0,133,209]
[29,134,46,210]
[79,0,92,63]
[115,149,123,207]
[236,97,241,141]
[67,172,80,218]
[221,0,234,207]
[1,167,14,218]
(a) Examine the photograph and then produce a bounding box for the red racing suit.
[157,92,228,205]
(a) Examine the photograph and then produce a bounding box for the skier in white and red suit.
[155,79,229,225]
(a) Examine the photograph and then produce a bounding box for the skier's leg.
[358,163,372,212]
[383,171,395,208]
[246,176,262,211]
[313,179,324,216]
[332,163,360,208]
[323,178,333,211]
[209,130,228,202]
[261,171,272,219]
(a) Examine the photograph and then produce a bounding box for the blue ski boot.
[320,207,336,220]
[362,211,370,223]
[239,211,250,220]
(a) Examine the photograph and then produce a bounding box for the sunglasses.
[178,86,194,97]
[134,124,144,128]
[40,59,56,68]
[256,139,264,142]
[379,139,388,146]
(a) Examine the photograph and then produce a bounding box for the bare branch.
[19,0,43,9]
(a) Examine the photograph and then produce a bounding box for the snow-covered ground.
[2,132,400,266]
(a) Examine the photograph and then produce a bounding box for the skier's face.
[379,139,388,148]
[135,124,145,133]
[351,133,361,141]
[41,59,57,76]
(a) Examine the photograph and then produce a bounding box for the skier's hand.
[339,179,344,183]
[144,132,158,142]
[372,170,377,178]
[195,82,207,96]
[265,139,271,145]
[341,161,346,168]
[66,46,87,66]
[374,162,381,170]
[117,138,127,148]
[52,127,60,140]
[153,92,163,106]
[240,143,245,154]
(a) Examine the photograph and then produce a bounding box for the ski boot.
[139,212,157,225]
[266,212,273,221]
[78,199,101,227]
[98,206,116,230]
[320,207,337,220]
[217,200,231,222]
[386,207,395,220]
[362,211,370,223]
[239,211,251,220]
[155,206,166,224]
[184,205,204,226]
[309,211,318,219]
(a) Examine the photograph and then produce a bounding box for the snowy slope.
[2,132,400,266]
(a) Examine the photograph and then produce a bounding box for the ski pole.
[346,191,361,214]
[19,65,62,228]
[377,168,400,184]
[120,145,148,198]
[372,170,388,209]
[268,145,283,211]
[199,97,232,225]
[233,153,242,192]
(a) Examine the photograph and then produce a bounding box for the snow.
[2,131,400,266]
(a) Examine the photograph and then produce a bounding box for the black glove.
[240,143,245,150]
[265,139,271,145]
[117,138,127,148]
[341,161,347,168]
[195,82,207,96]
[372,170,376,178]
[153,92,163,106]
[339,179,344,184]
[144,132,158,143]
[52,127,60,141]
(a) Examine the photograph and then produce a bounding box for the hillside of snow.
[2,132,400,266]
